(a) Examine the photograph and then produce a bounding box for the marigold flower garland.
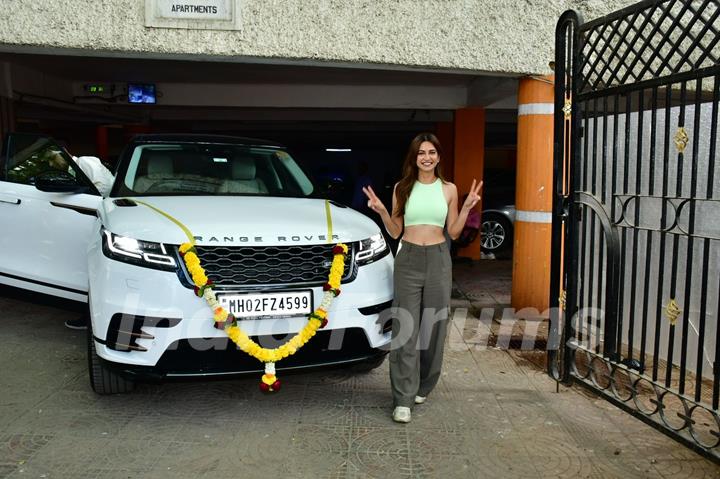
[179,241,348,393]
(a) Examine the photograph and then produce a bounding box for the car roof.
[129,134,285,148]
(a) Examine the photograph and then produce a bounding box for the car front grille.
[186,243,357,288]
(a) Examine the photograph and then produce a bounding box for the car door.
[0,133,103,302]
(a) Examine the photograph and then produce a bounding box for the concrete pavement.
[0,260,717,478]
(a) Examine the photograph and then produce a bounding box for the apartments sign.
[146,0,240,30]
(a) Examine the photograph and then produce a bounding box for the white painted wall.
[0,0,638,75]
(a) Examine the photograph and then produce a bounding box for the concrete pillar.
[435,121,454,181]
[511,75,554,312]
[454,108,485,260]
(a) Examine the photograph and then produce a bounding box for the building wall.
[0,0,638,74]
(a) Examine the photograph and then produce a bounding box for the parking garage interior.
[0,52,520,257]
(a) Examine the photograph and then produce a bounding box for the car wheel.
[349,354,387,373]
[87,323,135,395]
[481,214,513,256]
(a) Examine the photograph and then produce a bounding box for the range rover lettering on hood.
[193,235,341,243]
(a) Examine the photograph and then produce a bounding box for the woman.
[363,132,482,423]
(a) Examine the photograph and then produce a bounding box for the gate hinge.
[559,198,570,219]
[561,204,570,220]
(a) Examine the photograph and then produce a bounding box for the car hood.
[100,196,379,246]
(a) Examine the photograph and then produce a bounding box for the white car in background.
[0,133,393,394]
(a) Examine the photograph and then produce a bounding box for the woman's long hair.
[394,132,446,216]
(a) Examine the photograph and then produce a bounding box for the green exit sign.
[84,84,107,94]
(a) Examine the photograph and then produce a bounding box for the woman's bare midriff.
[402,224,446,246]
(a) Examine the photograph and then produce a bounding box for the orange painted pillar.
[511,75,554,312]
[454,108,485,260]
[435,122,455,182]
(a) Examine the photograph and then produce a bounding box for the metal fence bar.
[579,100,591,348]
[665,80,688,388]
[627,88,645,363]
[610,92,620,242]
[639,86,659,374]
[549,13,579,379]
[563,10,584,382]
[598,95,609,358]
[606,92,622,360]
[709,74,720,408]
[653,84,673,383]
[579,64,720,101]
[589,98,599,354]
[678,79,704,395]
[695,228,712,402]
[616,92,633,357]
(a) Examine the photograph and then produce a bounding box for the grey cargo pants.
[389,240,452,408]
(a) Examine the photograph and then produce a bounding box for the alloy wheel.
[481,220,506,250]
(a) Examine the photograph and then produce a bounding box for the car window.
[3,134,86,186]
[114,143,315,197]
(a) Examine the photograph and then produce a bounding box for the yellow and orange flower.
[182,243,347,379]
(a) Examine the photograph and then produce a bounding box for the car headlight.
[356,233,389,265]
[101,229,177,271]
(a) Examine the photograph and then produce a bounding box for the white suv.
[0,133,393,394]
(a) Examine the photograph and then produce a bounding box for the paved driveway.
[0,262,718,478]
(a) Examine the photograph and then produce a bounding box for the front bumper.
[87,242,394,373]
[100,328,387,379]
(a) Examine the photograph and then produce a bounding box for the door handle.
[50,202,97,217]
[0,196,21,205]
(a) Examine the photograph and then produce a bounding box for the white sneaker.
[414,395,427,404]
[392,406,411,423]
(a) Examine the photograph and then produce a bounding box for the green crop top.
[403,179,448,227]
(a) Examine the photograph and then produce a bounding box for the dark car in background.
[480,169,516,258]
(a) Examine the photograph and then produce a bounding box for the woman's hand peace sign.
[362,185,388,216]
[461,179,484,211]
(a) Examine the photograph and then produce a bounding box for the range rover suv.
[0,133,394,394]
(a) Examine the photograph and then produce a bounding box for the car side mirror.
[34,171,92,194]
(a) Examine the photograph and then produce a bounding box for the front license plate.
[218,290,313,319]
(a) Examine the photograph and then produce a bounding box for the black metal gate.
[550,0,720,460]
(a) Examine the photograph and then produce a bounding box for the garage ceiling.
[2,52,518,148]
[2,53,503,86]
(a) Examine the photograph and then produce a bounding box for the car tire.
[349,354,387,373]
[87,324,135,395]
[481,213,513,257]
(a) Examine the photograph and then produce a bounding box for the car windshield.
[113,142,315,197]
